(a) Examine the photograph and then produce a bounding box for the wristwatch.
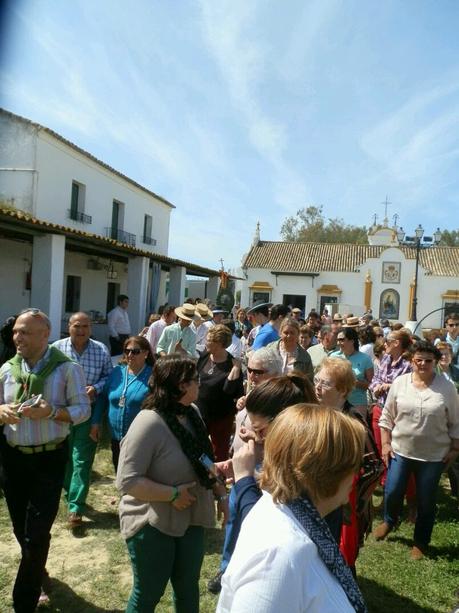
[214,493,229,502]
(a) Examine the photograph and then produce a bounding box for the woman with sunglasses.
[369,329,412,478]
[91,336,154,470]
[374,340,459,559]
[116,355,227,612]
[330,327,373,420]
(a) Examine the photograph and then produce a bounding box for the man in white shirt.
[307,325,337,372]
[192,303,213,354]
[107,294,131,356]
[145,305,176,354]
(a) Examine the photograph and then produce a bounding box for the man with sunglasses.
[53,312,113,528]
[0,308,90,611]
[440,313,459,361]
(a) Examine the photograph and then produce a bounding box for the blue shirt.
[92,364,152,441]
[252,323,279,350]
[330,350,373,406]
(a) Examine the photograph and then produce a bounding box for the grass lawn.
[1,445,458,613]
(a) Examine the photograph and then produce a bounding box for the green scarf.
[8,345,72,402]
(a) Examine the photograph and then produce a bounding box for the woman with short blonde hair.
[218,404,367,613]
[316,356,356,399]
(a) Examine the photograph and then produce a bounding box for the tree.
[280,205,368,244]
[439,229,459,246]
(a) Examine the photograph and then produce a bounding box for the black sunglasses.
[125,348,142,355]
[247,367,267,375]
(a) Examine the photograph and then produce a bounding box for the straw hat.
[195,303,212,320]
[343,316,360,328]
[174,304,196,321]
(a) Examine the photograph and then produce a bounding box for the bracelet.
[47,406,59,420]
[169,486,179,503]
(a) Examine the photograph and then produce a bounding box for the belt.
[8,440,67,455]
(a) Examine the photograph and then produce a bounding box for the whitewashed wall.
[241,246,458,329]
[0,239,32,323]
[35,132,171,255]
[0,116,37,213]
[0,114,172,256]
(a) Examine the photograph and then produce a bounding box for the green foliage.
[280,205,369,244]
[439,229,459,246]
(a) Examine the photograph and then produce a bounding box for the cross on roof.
[381,195,392,221]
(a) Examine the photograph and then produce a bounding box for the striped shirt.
[52,337,112,395]
[0,347,90,446]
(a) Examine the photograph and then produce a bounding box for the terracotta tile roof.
[0,206,221,277]
[0,108,175,209]
[243,241,459,277]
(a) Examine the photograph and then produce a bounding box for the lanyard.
[118,365,145,408]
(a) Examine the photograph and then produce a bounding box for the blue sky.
[1,0,459,271]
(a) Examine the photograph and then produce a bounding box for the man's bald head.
[68,312,92,347]
[14,310,51,363]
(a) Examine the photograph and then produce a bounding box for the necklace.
[119,364,146,408]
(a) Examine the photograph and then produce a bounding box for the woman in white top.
[375,340,459,559]
[217,404,367,613]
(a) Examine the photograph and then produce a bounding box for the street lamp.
[397,225,442,321]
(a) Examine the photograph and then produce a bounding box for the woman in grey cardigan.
[116,354,228,612]
[263,317,314,382]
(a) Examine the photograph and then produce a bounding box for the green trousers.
[63,419,97,514]
[126,524,205,613]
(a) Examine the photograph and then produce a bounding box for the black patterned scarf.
[156,401,216,489]
[287,495,367,613]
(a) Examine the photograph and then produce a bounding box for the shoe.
[37,588,50,607]
[207,570,224,594]
[68,512,83,527]
[373,521,392,541]
[411,544,426,560]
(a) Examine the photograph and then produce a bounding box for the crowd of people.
[0,298,458,612]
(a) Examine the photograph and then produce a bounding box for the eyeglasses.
[413,357,434,365]
[125,348,142,355]
[376,334,384,338]
[313,376,335,391]
[336,337,346,342]
[447,323,459,328]
[247,367,267,376]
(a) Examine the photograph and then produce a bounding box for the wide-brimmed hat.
[344,316,360,328]
[195,303,212,320]
[212,308,227,315]
[174,304,196,321]
[247,301,272,316]
[333,313,343,322]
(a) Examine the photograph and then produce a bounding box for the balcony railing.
[105,227,136,247]
[67,209,92,224]
[142,235,157,246]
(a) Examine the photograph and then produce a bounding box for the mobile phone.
[199,453,225,484]
[17,394,42,413]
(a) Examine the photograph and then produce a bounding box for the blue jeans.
[220,485,237,572]
[384,453,444,546]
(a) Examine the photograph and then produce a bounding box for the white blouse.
[217,492,355,613]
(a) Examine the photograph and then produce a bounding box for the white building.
[0,108,220,341]
[239,222,459,331]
